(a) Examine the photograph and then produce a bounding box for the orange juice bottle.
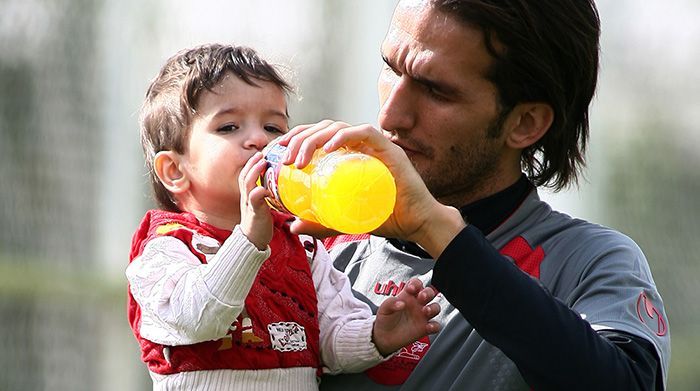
[260,139,396,234]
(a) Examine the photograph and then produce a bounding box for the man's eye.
[422,83,452,102]
[382,55,401,76]
[217,124,239,133]
[383,63,401,77]
[427,87,449,102]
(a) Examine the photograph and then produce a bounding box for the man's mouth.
[389,137,423,157]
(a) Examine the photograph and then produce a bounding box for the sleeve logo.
[636,291,667,337]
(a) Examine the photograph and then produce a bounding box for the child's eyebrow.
[211,107,241,119]
[211,107,288,119]
[267,109,289,119]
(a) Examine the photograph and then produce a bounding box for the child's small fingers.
[423,302,441,318]
[418,287,437,304]
[392,300,406,312]
[250,159,268,186]
[248,187,270,208]
[378,296,399,315]
[244,158,267,193]
[243,152,264,173]
[402,278,422,295]
[426,321,441,334]
[240,152,263,188]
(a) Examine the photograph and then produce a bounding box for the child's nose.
[247,127,269,151]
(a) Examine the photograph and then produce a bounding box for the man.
[280,0,670,389]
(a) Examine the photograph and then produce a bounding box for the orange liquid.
[277,149,396,234]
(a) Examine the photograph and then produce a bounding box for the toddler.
[126,43,440,391]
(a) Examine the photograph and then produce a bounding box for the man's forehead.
[389,0,467,45]
[397,0,431,9]
[384,4,490,68]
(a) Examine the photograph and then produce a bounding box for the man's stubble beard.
[416,110,510,207]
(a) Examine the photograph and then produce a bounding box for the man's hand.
[372,278,441,357]
[279,121,465,257]
[238,152,274,250]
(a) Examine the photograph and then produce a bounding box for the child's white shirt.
[126,225,385,391]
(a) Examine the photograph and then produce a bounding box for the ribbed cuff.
[335,316,385,372]
[201,225,270,305]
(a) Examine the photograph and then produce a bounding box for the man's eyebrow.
[382,53,460,97]
[412,70,464,99]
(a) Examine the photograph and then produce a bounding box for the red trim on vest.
[127,210,321,375]
[323,234,371,250]
[499,236,545,278]
[364,336,431,385]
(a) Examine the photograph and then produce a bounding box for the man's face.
[378,1,514,206]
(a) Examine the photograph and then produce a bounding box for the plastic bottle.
[260,138,396,234]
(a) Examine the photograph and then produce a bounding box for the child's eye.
[264,125,286,134]
[217,124,239,133]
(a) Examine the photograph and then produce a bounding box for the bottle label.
[260,140,291,214]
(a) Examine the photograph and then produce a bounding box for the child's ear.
[153,151,189,194]
[504,102,554,149]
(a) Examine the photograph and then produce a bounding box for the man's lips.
[389,137,422,156]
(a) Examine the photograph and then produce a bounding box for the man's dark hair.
[139,44,292,211]
[432,0,600,190]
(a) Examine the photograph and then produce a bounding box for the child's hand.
[372,278,441,356]
[239,152,273,250]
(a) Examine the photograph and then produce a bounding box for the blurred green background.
[1,0,698,390]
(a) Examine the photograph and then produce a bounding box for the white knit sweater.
[127,226,385,391]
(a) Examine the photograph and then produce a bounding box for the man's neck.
[458,174,533,235]
[390,174,533,257]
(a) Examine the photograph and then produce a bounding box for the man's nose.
[378,76,416,133]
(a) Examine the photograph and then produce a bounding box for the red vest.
[128,210,321,375]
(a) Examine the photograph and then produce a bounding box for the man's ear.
[153,151,189,194]
[504,102,554,149]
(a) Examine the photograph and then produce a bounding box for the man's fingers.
[294,121,352,168]
[283,120,390,168]
[324,124,388,154]
[288,218,339,238]
[279,121,330,146]
[281,120,336,165]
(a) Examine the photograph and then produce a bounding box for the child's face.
[178,72,288,221]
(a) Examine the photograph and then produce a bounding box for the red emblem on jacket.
[636,291,667,336]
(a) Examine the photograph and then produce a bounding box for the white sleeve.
[303,235,385,374]
[126,225,270,346]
